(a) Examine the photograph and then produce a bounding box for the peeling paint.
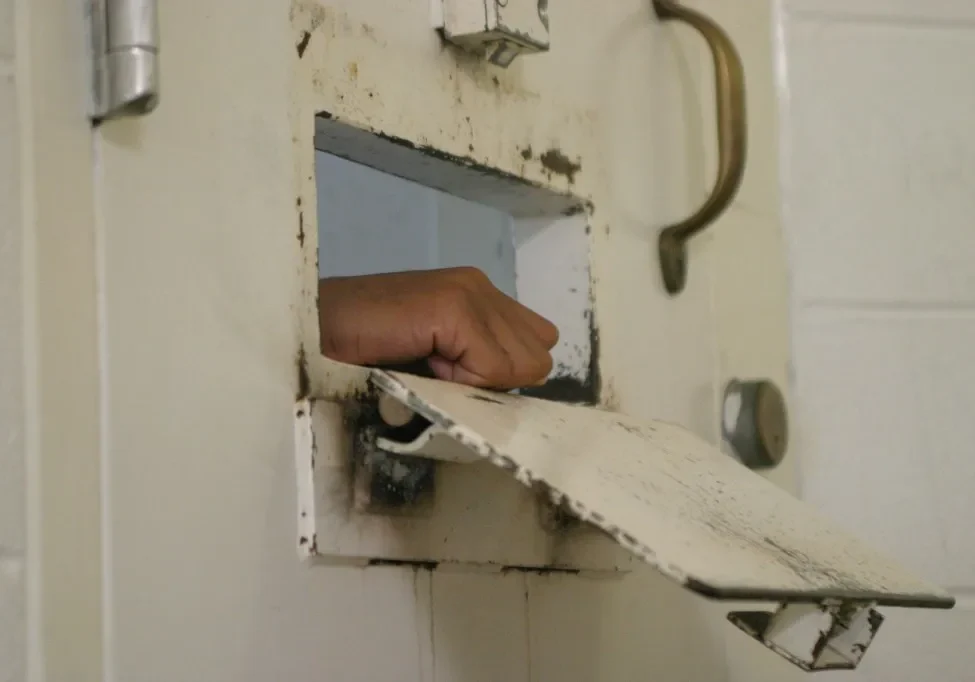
[729,602,887,672]
[360,370,948,619]
[314,112,587,217]
[372,129,552,198]
[368,370,671,577]
[293,400,319,559]
[539,149,582,183]
[296,346,311,399]
[562,203,589,217]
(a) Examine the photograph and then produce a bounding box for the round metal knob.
[721,378,788,470]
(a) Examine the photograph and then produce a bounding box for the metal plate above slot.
[294,369,953,671]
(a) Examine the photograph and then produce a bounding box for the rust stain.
[520,145,533,161]
[347,61,359,80]
[540,148,582,183]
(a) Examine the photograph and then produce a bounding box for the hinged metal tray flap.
[372,369,954,610]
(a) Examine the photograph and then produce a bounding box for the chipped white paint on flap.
[371,370,955,605]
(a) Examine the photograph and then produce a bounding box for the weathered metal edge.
[368,369,957,610]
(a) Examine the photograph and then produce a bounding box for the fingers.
[447,267,558,350]
[509,300,560,350]
[318,267,559,390]
[488,295,554,385]
[429,277,553,389]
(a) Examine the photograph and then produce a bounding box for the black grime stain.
[313,112,588,216]
[368,558,440,571]
[368,126,583,209]
[540,149,582,183]
[296,346,311,399]
[351,373,437,510]
[469,394,504,405]
[296,31,312,57]
[521,319,601,406]
[500,565,581,576]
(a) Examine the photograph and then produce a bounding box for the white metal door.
[18,0,947,679]
[87,1,736,678]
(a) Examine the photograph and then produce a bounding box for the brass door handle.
[653,0,747,296]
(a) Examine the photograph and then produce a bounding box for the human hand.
[318,267,558,389]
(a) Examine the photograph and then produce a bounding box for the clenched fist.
[318,267,558,389]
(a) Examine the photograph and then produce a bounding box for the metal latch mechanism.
[436,0,550,68]
[86,0,159,123]
[730,602,884,672]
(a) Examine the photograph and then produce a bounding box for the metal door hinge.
[86,0,159,123]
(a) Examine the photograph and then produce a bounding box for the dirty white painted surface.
[4,0,110,678]
[296,396,632,572]
[87,0,746,678]
[779,1,975,680]
[8,0,815,681]
[0,3,26,676]
[371,370,950,605]
[514,214,593,390]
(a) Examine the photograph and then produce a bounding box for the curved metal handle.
[653,0,747,295]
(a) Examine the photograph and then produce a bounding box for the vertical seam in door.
[774,0,807,500]
[16,0,42,674]
[427,569,436,682]
[92,133,116,682]
[524,573,533,682]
